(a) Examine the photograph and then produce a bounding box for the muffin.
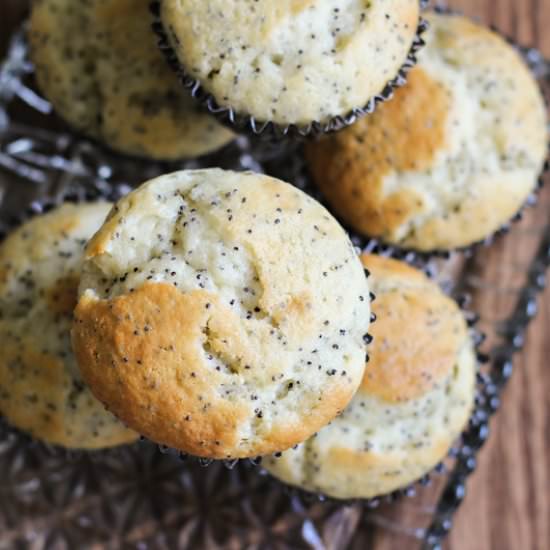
[28,0,234,160]
[71,169,371,460]
[306,12,549,252]
[263,254,477,500]
[156,0,423,134]
[0,202,138,450]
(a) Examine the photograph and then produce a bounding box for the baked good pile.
[0,2,546,501]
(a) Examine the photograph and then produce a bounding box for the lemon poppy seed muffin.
[159,0,421,128]
[28,0,233,160]
[0,203,138,449]
[264,254,477,500]
[71,169,371,460]
[306,12,548,251]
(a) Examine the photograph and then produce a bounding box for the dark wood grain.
[0,1,549,549]
[445,3,550,550]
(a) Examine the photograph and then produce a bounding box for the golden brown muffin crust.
[306,13,548,251]
[264,254,476,499]
[306,67,452,237]
[361,254,469,403]
[361,287,465,403]
[44,275,80,316]
[74,284,250,455]
[74,282,356,457]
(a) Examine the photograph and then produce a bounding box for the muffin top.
[306,12,549,251]
[0,203,138,449]
[160,0,420,127]
[72,169,370,459]
[28,0,233,160]
[263,254,477,500]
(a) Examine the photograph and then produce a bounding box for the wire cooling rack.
[0,26,549,550]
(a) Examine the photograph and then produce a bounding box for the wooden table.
[429,4,550,550]
[0,2,548,549]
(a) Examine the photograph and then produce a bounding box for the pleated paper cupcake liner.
[150,0,429,139]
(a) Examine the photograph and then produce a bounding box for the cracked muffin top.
[306,12,548,252]
[28,0,233,160]
[0,202,138,449]
[263,254,476,500]
[71,169,371,459]
[159,0,420,127]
